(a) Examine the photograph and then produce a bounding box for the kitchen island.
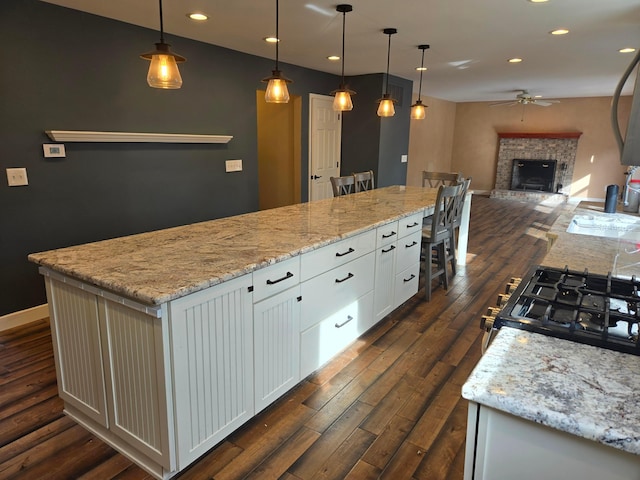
[462,200,640,479]
[29,186,466,480]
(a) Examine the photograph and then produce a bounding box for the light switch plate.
[401,154,408,163]
[7,168,28,186]
[225,159,243,172]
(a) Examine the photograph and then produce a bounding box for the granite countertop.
[543,202,640,277]
[462,327,640,456]
[29,186,438,306]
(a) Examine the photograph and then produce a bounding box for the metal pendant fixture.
[411,45,430,120]
[331,4,355,112]
[377,28,397,117]
[140,0,186,89]
[262,0,292,103]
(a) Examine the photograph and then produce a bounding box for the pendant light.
[377,28,397,117]
[262,0,292,103]
[411,44,430,120]
[140,0,186,89]
[331,4,355,112]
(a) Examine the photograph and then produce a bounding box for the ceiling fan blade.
[490,101,519,107]
[533,100,553,106]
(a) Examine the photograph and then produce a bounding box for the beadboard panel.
[45,278,108,427]
[101,300,172,469]
[169,274,254,469]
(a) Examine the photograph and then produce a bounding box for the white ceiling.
[41,0,640,102]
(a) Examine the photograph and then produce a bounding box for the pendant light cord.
[417,48,425,100]
[340,11,346,84]
[275,0,280,71]
[384,33,392,95]
[158,0,165,44]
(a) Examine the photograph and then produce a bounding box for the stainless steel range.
[481,265,640,355]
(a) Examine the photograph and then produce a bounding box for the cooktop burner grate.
[492,265,640,355]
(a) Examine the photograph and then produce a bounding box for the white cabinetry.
[168,274,254,469]
[465,402,640,480]
[45,275,175,474]
[300,230,376,378]
[252,257,301,413]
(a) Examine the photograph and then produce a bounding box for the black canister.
[604,184,619,213]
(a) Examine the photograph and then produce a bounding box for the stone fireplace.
[491,132,582,202]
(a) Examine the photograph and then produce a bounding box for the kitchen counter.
[544,201,640,277]
[28,186,440,306]
[462,327,640,456]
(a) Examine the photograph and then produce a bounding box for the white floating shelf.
[45,130,233,144]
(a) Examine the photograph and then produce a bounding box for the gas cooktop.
[487,265,640,355]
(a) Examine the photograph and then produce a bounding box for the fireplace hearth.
[510,159,557,192]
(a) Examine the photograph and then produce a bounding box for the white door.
[309,94,342,201]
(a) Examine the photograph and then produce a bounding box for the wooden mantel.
[497,132,583,139]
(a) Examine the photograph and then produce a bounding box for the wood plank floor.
[0,195,564,480]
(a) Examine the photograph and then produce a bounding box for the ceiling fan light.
[411,100,427,120]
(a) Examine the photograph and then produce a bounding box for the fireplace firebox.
[510,159,557,192]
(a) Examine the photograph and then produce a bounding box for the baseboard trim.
[0,304,49,332]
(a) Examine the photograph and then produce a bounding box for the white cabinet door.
[373,242,397,322]
[100,299,174,470]
[254,285,301,413]
[45,278,108,427]
[169,274,254,469]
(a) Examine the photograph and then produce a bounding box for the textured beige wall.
[450,96,632,198]
[406,95,632,199]
[406,95,457,187]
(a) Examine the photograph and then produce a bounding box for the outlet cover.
[6,168,28,186]
[225,159,243,172]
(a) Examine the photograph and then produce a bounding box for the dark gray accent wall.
[340,74,412,187]
[0,0,342,315]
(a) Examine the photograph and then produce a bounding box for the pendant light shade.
[331,4,355,112]
[140,0,185,89]
[411,44,430,120]
[377,28,397,117]
[262,0,291,103]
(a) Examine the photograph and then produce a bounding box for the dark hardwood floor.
[0,195,563,480]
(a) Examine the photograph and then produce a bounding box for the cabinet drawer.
[300,291,374,378]
[396,230,422,273]
[301,229,375,281]
[252,256,300,303]
[376,221,399,247]
[300,251,374,331]
[394,262,420,308]
[398,212,424,239]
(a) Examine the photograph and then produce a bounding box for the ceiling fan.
[490,90,560,107]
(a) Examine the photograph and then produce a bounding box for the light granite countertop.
[462,327,640,456]
[543,202,640,277]
[29,186,438,306]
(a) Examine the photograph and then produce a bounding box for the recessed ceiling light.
[327,55,340,61]
[264,37,279,43]
[416,66,427,71]
[620,47,637,53]
[528,0,549,3]
[188,13,208,21]
[550,28,569,35]
[508,58,523,63]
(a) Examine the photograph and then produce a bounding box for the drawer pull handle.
[382,245,396,253]
[266,271,294,285]
[382,231,397,239]
[405,241,418,248]
[335,272,354,284]
[403,274,416,283]
[335,247,355,257]
[335,315,354,328]
[406,222,419,228]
